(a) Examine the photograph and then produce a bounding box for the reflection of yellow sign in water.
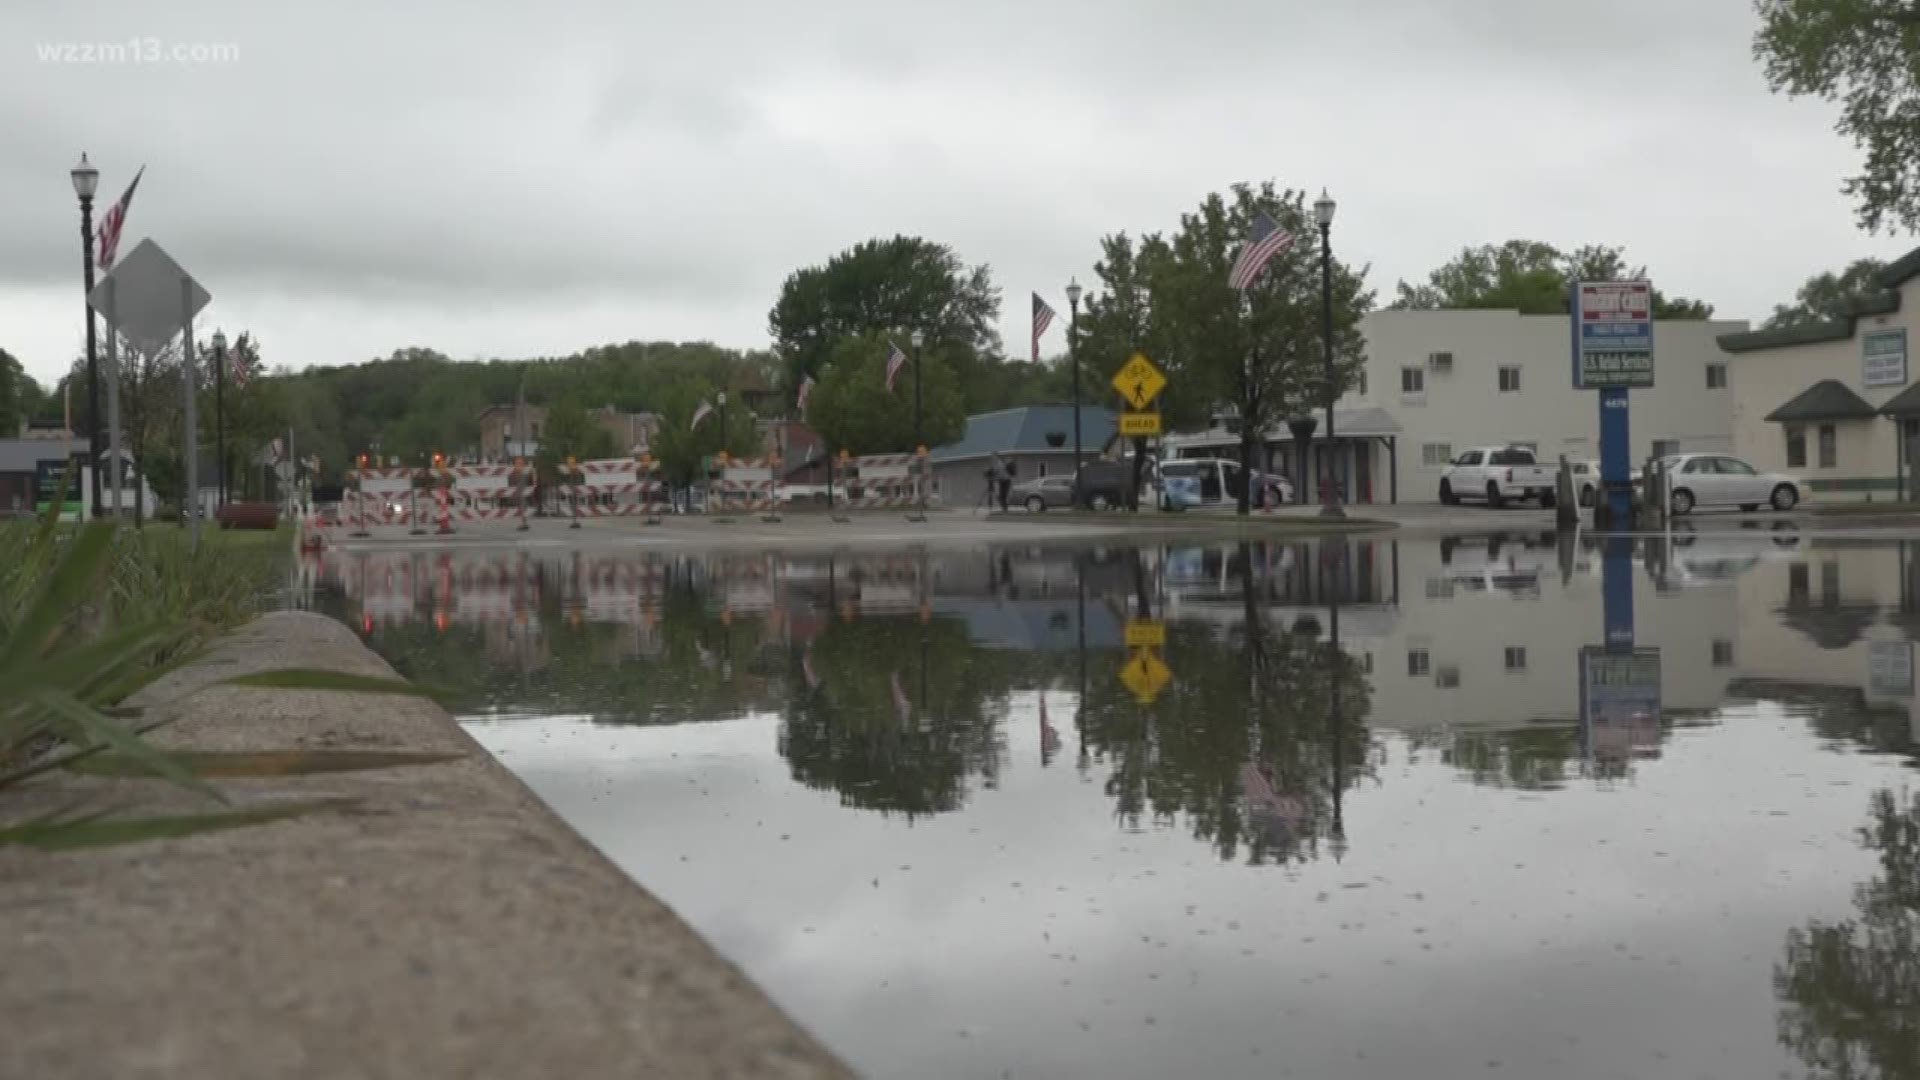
[1119,648,1172,702]
[1111,353,1167,410]
[1124,618,1166,648]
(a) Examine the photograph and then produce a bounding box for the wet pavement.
[300,529,1920,1080]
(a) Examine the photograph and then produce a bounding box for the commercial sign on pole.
[1572,281,1654,390]
[1863,329,1908,388]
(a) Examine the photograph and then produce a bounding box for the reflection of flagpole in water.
[1075,551,1088,741]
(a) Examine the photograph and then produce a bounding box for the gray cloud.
[2,0,1911,383]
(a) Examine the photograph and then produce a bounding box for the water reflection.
[299,532,1920,1077]
[1775,788,1920,1080]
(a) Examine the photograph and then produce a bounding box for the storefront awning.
[1764,379,1878,423]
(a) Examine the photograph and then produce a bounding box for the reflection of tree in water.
[1728,679,1918,763]
[1404,726,1585,790]
[778,616,1011,818]
[1775,788,1920,1080]
[1077,545,1373,866]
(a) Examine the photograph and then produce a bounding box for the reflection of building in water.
[1319,536,1738,760]
[1730,541,1920,751]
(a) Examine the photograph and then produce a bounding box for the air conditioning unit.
[1428,351,1454,372]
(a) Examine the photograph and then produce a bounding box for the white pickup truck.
[1438,446,1560,508]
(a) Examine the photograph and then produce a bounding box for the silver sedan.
[1009,475,1076,511]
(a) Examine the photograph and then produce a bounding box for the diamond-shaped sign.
[87,239,211,358]
[1119,647,1172,703]
[1112,353,1166,410]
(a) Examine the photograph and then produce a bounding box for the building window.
[1504,646,1527,671]
[1408,649,1430,677]
[1786,426,1806,469]
[1401,367,1425,395]
[1435,666,1461,689]
[1818,424,1837,468]
[1363,652,1374,674]
[1498,366,1521,393]
[1428,351,1454,372]
[1356,370,1368,397]
[1421,443,1452,467]
[1711,639,1734,667]
[1789,562,1810,605]
[1706,363,1727,389]
[1426,578,1454,599]
[1822,561,1841,608]
[1651,439,1679,460]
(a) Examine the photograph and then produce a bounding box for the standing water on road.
[305,531,1920,1080]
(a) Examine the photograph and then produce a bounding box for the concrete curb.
[0,611,853,1080]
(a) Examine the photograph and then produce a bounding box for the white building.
[1165,308,1747,504]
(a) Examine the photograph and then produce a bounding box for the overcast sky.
[3,0,1912,387]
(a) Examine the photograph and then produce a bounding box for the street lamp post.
[910,329,926,518]
[1065,278,1083,476]
[1314,189,1345,519]
[71,154,102,516]
[212,329,228,507]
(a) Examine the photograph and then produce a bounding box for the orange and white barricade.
[837,454,925,509]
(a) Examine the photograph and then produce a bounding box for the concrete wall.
[1726,284,1920,501]
[1345,310,1745,502]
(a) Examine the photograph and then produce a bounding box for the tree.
[1756,0,1920,232]
[805,333,965,456]
[645,378,759,491]
[0,349,49,438]
[1081,184,1373,514]
[767,236,1001,399]
[1767,258,1892,329]
[540,398,617,463]
[1392,240,1715,318]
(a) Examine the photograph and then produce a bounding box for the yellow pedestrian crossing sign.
[1119,647,1172,703]
[1112,353,1167,411]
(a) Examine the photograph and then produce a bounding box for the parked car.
[1571,459,1600,506]
[1074,460,1139,510]
[1439,446,1558,507]
[1159,458,1293,509]
[1011,475,1076,512]
[1160,474,1202,511]
[1659,453,1802,514]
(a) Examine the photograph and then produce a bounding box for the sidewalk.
[0,612,852,1079]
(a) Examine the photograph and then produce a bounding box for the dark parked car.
[1074,461,1141,510]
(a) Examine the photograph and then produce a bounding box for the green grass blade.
[0,799,353,852]
[222,669,453,701]
[67,749,464,779]
[1,521,118,668]
[6,618,174,706]
[32,689,223,802]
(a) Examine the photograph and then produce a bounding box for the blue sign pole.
[1600,387,1632,523]
[1601,534,1635,650]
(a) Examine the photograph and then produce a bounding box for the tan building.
[1720,247,1920,501]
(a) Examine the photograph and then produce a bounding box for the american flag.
[97,166,144,271]
[230,333,253,388]
[796,375,815,414]
[689,399,714,429]
[1031,292,1057,363]
[1227,212,1294,291]
[890,670,911,725]
[884,341,908,393]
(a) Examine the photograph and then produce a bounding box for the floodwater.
[303,529,1920,1080]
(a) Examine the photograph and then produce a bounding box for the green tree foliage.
[805,333,965,455]
[768,235,1001,400]
[1766,258,1892,329]
[1775,787,1920,1078]
[539,399,617,464]
[645,379,760,488]
[0,348,38,437]
[1392,240,1714,318]
[1756,0,1920,232]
